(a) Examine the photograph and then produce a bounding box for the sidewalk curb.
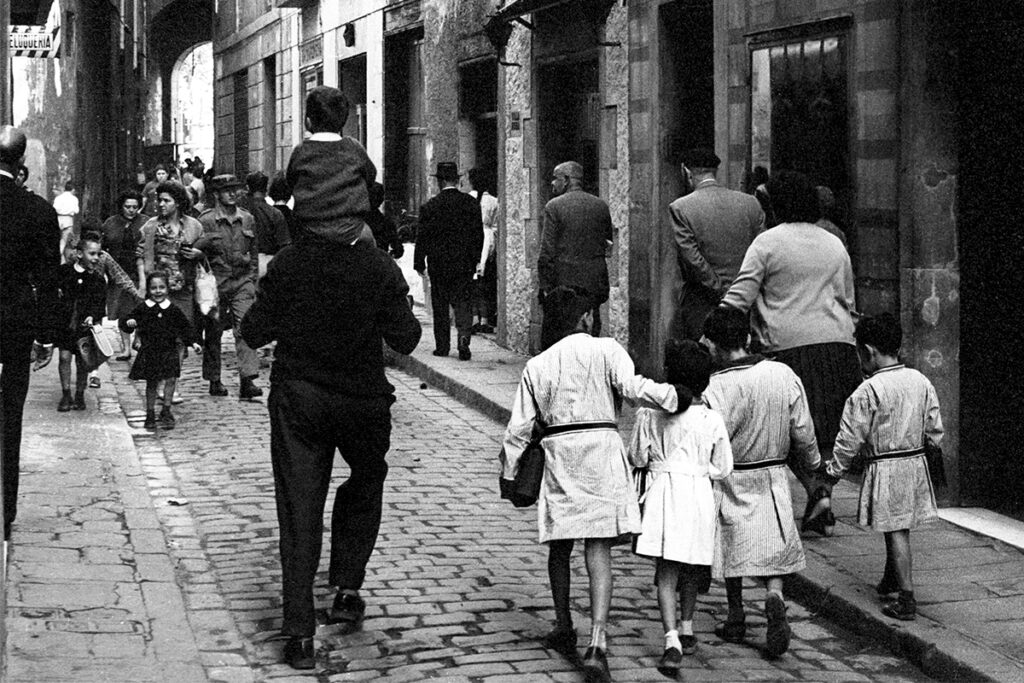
[386,346,1015,683]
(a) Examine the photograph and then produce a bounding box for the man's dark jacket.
[1,174,62,356]
[412,187,483,286]
[240,237,421,398]
[239,196,292,255]
[538,189,613,303]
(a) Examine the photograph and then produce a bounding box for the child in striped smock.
[824,313,943,621]
[628,340,732,674]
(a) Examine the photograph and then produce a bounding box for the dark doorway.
[459,58,498,194]
[537,58,600,200]
[338,53,367,148]
[384,27,426,219]
[648,0,714,378]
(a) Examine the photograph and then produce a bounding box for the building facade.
[208,0,1024,514]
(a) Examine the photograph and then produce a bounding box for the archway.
[172,42,213,166]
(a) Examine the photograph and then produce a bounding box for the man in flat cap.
[196,174,263,398]
[669,149,765,339]
[538,160,613,351]
[413,162,483,361]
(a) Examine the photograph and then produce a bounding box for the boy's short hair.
[246,171,269,194]
[268,171,291,202]
[855,313,902,356]
[77,230,103,249]
[543,286,594,349]
[305,86,350,133]
[664,339,712,395]
[702,306,750,351]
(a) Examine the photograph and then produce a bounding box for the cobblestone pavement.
[99,341,929,683]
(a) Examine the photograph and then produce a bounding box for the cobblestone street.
[22,342,928,683]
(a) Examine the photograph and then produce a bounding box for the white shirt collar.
[145,299,172,309]
[308,132,342,142]
[73,263,86,273]
[0,169,13,180]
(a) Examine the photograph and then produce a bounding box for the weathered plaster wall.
[500,24,533,354]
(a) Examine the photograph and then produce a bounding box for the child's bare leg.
[145,381,159,414]
[887,529,913,592]
[58,350,73,392]
[547,540,574,630]
[162,378,178,407]
[583,537,613,648]
[655,559,680,633]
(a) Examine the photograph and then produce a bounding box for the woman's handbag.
[925,440,947,488]
[194,258,218,316]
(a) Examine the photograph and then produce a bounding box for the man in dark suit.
[538,161,613,350]
[669,148,765,340]
[240,228,420,670]
[0,125,62,540]
[413,162,484,360]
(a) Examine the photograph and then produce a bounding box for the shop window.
[750,21,850,221]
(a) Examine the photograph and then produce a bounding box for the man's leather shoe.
[239,377,263,399]
[283,636,315,669]
[57,395,72,412]
[457,336,471,361]
[432,348,448,357]
[209,380,228,396]
[328,591,366,625]
[542,625,577,656]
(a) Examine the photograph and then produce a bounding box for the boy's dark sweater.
[285,137,376,227]
[57,263,106,330]
[240,237,421,397]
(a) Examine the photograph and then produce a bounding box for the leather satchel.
[508,432,545,508]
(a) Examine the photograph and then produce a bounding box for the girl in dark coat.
[121,271,200,429]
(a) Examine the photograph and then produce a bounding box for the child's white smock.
[629,405,733,564]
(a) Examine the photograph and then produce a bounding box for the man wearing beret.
[669,149,765,340]
[195,174,263,399]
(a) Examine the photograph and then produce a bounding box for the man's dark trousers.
[430,278,472,354]
[269,378,392,637]
[1,334,34,534]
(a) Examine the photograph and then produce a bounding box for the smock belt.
[870,447,925,462]
[733,458,788,471]
[544,422,617,437]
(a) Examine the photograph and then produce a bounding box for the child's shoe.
[57,394,72,412]
[714,618,746,643]
[881,590,916,620]
[581,646,610,683]
[657,646,682,675]
[679,634,697,655]
[542,624,577,656]
[88,375,101,388]
[143,410,157,429]
[72,393,87,411]
[159,407,175,430]
[764,592,791,658]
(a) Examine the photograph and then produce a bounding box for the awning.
[11,0,54,26]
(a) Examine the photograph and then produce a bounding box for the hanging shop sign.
[9,24,61,58]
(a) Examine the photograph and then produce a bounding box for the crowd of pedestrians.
[1,82,944,682]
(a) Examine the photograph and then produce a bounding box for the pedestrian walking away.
[668,148,764,341]
[701,306,821,658]
[823,313,944,622]
[121,271,202,430]
[53,180,80,263]
[0,124,62,540]
[500,286,688,683]
[414,161,484,361]
[240,224,421,670]
[537,161,613,350]
[628,339,733,673]
[195,174,264,399]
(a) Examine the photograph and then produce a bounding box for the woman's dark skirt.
[772,342,862,450]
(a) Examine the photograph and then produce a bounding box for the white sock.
[665,629,681,650]
[767,588,784,602]
[589,623,607,649]
[680,620,694,636]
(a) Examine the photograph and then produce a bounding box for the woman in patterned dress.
[824,314,943,621]
[136,181,205,400]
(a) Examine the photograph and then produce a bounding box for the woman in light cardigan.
[721,169,861,536]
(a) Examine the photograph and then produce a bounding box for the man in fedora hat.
[195,173,264,398]
[413,162,483,360]
[669,148,764,340]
